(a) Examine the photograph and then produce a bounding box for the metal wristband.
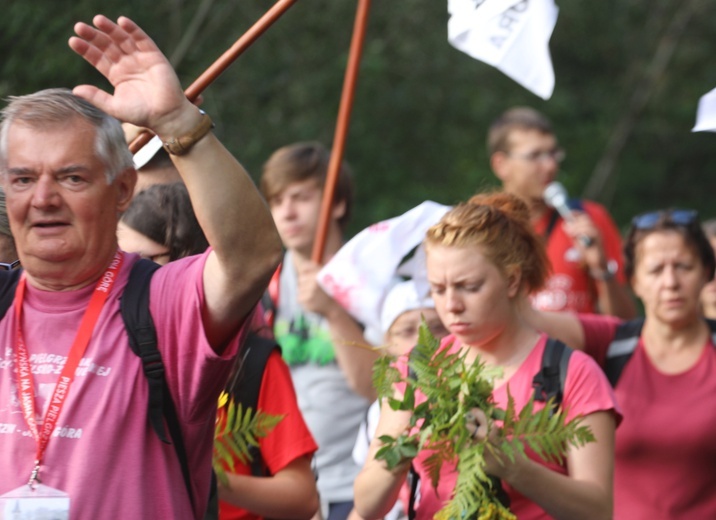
[162,110,215,156]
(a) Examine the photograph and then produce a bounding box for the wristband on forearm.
[162,110,215,156]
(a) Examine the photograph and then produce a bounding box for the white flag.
[317,201,450,342]
[692,87,716,133]
[448,0,559,100]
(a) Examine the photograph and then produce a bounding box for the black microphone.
[543,181,594,248]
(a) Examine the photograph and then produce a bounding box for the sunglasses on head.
[0,260,20,271]
[631,209,698,230]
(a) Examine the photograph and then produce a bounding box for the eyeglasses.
[390,320,449,341]
[147,252,170,263]
[506,147,565,164]
[631,209,698,230]
[0,260,20,271]
[140,251,171,264]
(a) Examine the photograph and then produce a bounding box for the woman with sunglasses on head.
[526,208,716,519]
[355,192,619,520]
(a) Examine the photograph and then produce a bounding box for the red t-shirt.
[580,314,716,519]
[404,334,619,520]
[218,351,318,520]
[532,201,625,313]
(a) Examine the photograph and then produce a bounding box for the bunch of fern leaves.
[373,322,595,520]
[213,391,284,485]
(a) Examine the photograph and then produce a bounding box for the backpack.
[0,259,279,519]
[406,337,573,520]
[200,332,280,520]
[604,317,716,387]
[222,332,281,477]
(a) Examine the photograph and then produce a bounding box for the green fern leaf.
[213,393,283,484]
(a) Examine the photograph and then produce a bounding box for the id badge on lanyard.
[0,484,70,517]
[4,251,124,515]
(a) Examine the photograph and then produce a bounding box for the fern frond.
[373,354,401,399]
[212,396,284,484]
[372,321,596,519]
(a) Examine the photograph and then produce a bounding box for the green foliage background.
[2,0,715,236]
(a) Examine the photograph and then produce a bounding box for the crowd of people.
[0,13,713,520]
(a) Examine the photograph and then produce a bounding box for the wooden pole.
[311,0,371,263]
[129,0,298,154]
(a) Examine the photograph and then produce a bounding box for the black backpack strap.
[705,319,716,345]
[543,209,561,242]
[0,269,23,319]
[120,259,195,510]
[533,338,573,413]
[604,318,644,387]
[605,317,716,388]
[407,464,419,520]
[202,472,219,520]
[568,198,585,212]
[226,333,280,477]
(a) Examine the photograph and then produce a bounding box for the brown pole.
[311,0,371,263]
[129,0,298,154]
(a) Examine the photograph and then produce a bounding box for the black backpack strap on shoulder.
[705,319,716,345]
[604,318,644,387]
[120,259,195,510]
[121,259,168,442]
[0,269,23,319]
[406,347,421,520]
[226,333,280,477]
[543,209,561,242]
[532,338,573,414]
[407,464,419,520]
[567,198,585,212]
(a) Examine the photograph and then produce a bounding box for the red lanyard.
[14,251,124,486]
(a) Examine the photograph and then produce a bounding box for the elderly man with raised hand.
[0,15,282,520]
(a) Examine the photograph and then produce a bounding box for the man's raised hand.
[69,15,193,137]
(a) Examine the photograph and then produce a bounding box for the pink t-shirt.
[580,314,716,519]
[0,252,247,519]
[409,334,618,520]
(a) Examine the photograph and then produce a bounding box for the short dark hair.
[260,141,354,229]
[624,210,716,281]
[121,182,208,261]
[487,107,554,156]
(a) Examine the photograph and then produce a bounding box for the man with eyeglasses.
[488,106,635,318]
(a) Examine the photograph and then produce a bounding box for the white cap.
[132,135,164,170]
[380,279,435,335]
